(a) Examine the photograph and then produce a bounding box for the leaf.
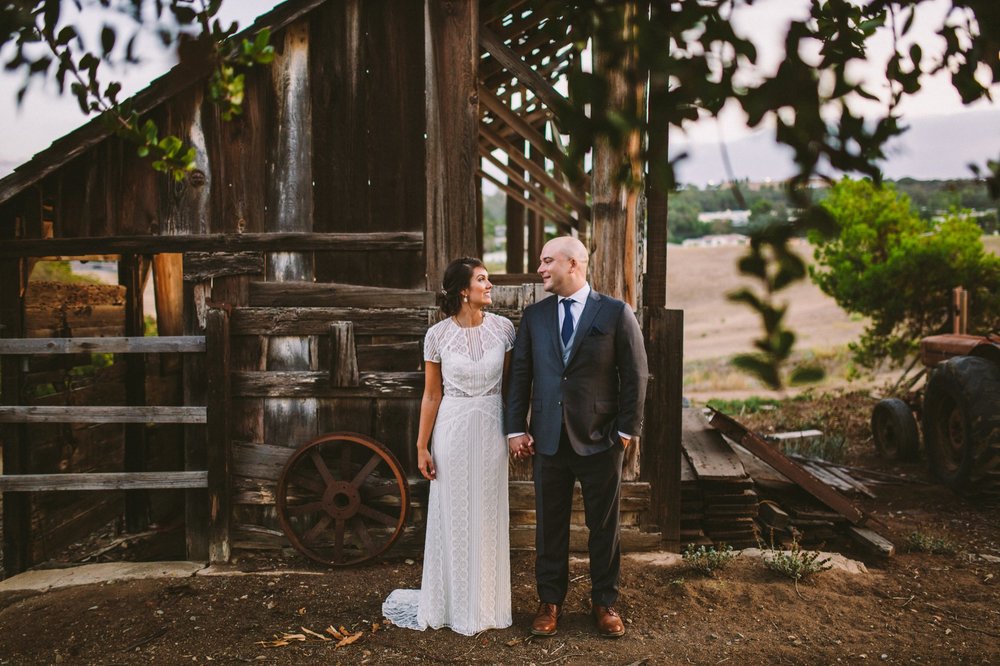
[325,626,345,639]
[101,25,116,57]
[300,626,330,641]
[335,631,364,648]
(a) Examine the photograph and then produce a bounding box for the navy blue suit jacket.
[504,290,649,456]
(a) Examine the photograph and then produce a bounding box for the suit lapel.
[564,290,603,368]
[546,293,562,362]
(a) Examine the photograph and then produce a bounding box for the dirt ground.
[2,391,1000,665]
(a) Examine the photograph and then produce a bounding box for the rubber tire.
[871,398,920,461]
[922,356,1000,495]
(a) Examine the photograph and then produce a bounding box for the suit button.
[562,376,567,381]
[557,401,562,406]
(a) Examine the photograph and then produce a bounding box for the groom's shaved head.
[538,236,589,296]
[547,236,589,268]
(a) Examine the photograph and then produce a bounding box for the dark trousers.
[533,427,624,607]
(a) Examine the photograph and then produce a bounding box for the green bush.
[682,544,739,576]
[905,531,957,555]
[763,538,832,581]
[809,178,1000,370]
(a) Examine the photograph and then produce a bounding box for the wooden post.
[205,308,231,563]
[0,199,29,575]
[505,139,527,274]
[590,2,641,307]
[640,307,683,551]
[424,0,479,287]
[119,253,150,533]
[644,2,669,309]
[329,322,360,387]
[526,141,545,267]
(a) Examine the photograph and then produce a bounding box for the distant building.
[681,234,750,247]
[697,209,751,227]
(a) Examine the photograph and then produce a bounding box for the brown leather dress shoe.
[593,605,625,637]
[531,602,561,636]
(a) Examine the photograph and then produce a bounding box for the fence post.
[205,307,231,563]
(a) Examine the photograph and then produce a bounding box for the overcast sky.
[1,0,996,173]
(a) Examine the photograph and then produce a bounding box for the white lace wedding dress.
[382,313,514,635]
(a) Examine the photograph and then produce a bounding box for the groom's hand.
[509,434,534,460]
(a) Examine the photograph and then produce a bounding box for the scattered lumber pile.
[679,408,895,557]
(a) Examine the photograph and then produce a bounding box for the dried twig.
[120,627,168,652]
[539,652,586,665]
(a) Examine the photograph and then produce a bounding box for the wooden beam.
[232,371,423,399]
[479,149,577,224]
[0,472,209,492]
[477,169,573,232]
[0,336,206,354]
[480,25,568,117]
[479,87,566,168]
[205,308,231,563]
[249,282,436,308]
[183,251,264,282]
[640,307,683,551]
[707,409,868,525]
[0,231,424,258]
[480,123,588,215]
[590,4,642,306]
[329,322,360,387]
[644,0,669,308]
[230,307,434,337]
[120,253,150,533]
[425,0,479,289]
[0,406,208,424]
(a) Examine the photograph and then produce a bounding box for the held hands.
[509,434,535,460]
[417,448,436,481]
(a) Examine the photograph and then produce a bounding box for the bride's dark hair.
[438,257,485,316]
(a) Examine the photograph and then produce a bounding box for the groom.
[506,236,649,638]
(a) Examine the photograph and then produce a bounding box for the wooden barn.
[0,0,682,577]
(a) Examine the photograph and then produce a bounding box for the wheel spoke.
[357,503,399,526]
[351,453,384,488]
[350,516,376,555]
[310,449,336,486]
[302,513,333,545]
[287,472,326,495]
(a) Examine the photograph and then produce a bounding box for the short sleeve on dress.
[424,323,442,363]
[500,316,515,352]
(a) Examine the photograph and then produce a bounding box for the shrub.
[764,538,832,581]
[905,531,957,555]
[683,544,739,576]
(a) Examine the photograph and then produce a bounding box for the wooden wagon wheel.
[276,432,409,566]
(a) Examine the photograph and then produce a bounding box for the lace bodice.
[424,313,515,398]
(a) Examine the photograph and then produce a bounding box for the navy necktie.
[561,298,574,346]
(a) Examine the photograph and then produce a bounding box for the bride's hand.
[418,448,436,481]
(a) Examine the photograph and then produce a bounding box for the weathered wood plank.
[681,408,748,481]
[640,307,684,551]
[249,282,436,308]
[232,371,422,399]
[0,232,424,258]
[0,471,208,492]
[183,252,264,281]
[0,336,206,355]
[510,525,662,552]
[329,322,360,387]
[205,308,232,563]
[708,409,867,525]
[0,406,207,423]
[231,307,433,336]
[847,525,895,558]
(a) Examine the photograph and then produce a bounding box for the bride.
[382,257,517,635]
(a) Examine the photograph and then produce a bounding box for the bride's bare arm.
[416,361,443,480]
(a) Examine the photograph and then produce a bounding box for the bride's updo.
[438,257,484,317]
